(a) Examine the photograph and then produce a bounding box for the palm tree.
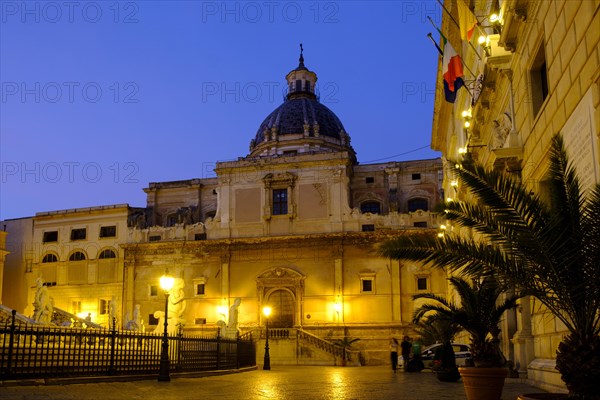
[333,336,361,365]
[413,315,463,347]
[413,276,520,367]
[380,134,600,399]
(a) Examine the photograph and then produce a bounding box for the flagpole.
[435,0,483,60]
[427,16,477,79]
[427,33,444,56]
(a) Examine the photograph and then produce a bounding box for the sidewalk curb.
[0,366,257,387]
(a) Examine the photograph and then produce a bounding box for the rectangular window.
[362,224,375,232]
[361,279,373,293]
[417,277,428,291]
[150,285,158,297]
[99,226,116,238]
[149,235,161,242]
[412,173,421,180]
[43,231,58,243]
[148,314,159,325]
[272,189,288,215]
[99,299,111,315]
[196,283,205,296]
[194,233,207,241]
[70,228,86,241]
[71,300,82,315]
[413,221,428,228]
[195,318,207,325]
[530,43,549,117]
[365,177,374,183]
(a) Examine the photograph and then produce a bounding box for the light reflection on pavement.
[0,366,548,400]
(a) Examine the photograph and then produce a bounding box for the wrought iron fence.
[0,310,255,380]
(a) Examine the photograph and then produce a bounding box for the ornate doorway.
[257,267,305,328]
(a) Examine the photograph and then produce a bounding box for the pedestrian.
[410,337,424,372]
[389,338,399,373]
[400,336,412,371]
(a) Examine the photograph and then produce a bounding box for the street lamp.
[158,273,175,382]
[262,306,272,370]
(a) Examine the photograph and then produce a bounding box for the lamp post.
[262,306,272,370]
[158,273,175,382]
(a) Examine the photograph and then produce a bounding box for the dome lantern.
[285,44,317,100]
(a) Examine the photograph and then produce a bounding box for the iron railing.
[0,310,255,380]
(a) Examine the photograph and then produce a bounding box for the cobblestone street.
[0,366,547,400]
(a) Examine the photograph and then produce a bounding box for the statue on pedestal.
[153,278,186,335]
[218,297,242,339]
[33,277,54,325]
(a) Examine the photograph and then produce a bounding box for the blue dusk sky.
[0,1,443,221]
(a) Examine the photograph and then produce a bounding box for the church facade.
[1,53,443,364]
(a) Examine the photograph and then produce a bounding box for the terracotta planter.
[459,367,508,400]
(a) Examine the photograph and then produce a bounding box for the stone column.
[511,295,535,376]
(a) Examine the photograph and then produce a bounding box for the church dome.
[254,98,346,142]
[248,46,354,158]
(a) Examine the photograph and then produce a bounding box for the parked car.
[420,343,471,369]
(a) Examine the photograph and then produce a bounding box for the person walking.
[410,337,424,372]
[389,338,399,373]
[400,336,412,371]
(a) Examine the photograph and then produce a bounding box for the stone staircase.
[0,305,103,329]
[253,328,361,366]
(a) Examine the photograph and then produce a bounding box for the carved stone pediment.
[263,172,297,188]
[256,266,305,289]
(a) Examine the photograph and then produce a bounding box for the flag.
[440,33,464,103]
[457,0,478,41]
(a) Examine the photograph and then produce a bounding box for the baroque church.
[0,50,443,364]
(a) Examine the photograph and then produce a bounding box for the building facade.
[2,53,444,364]
[431,0,599,392]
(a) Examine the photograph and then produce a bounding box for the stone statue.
[109,296,117,326]
[153,278,186,335]
[218,298,242,339]
[228,297,241,329]
[492,112,512,149]
[33,277,54,325]
[124,304,144,331]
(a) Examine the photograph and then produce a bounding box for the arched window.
[69,251,86,261]
[166,213,178,227]
[360,201,381,214]
[408,198,429,212]
[98,249,116,259]
[42,253,58,263]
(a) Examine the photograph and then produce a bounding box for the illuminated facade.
[431,0,599,391]
[1,54,444,364]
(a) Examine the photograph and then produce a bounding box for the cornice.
[122,229,434,256]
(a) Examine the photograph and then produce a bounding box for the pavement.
[0,366,548,400]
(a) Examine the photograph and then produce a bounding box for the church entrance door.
[267,289,294,328]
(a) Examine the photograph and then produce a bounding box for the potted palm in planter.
[380,135,600,399]
[415,317,464,382]
[413,276,520,397]
[333,336,360,366]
